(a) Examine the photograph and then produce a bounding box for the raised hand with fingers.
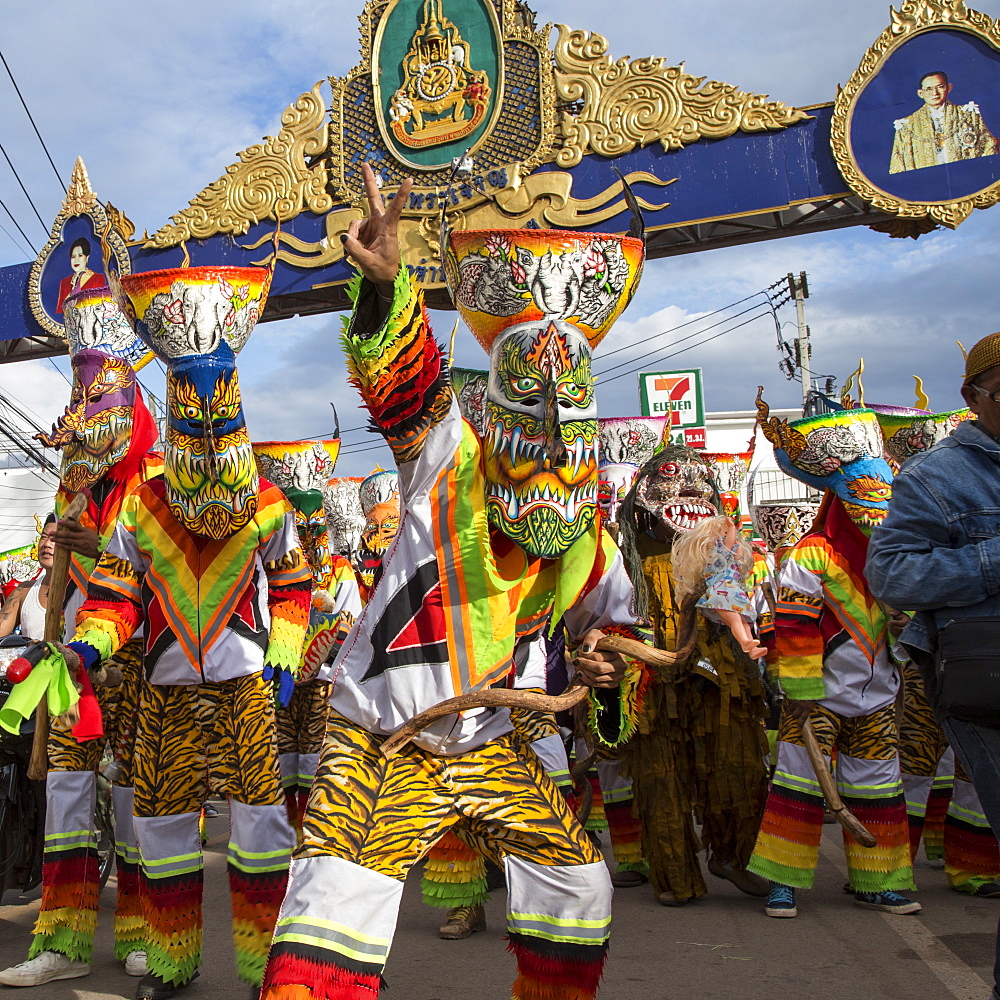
[341,163,414,292]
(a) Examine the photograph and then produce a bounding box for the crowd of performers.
[0,164,995,1000]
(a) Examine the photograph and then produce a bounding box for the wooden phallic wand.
[380,604,699,761]
[800,717,878,849]
[27,492,88,782]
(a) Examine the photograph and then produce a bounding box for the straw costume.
[61,267,309,998]
[261,187,651,1000]
[0,286,163,989]
[748,394,917,917]
[617,447,769,906]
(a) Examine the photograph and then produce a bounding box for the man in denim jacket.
[867,332,1000,1000]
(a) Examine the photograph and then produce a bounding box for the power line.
[598,308,776,386]
[0,49,65,193]
[0,192,36,255]
[0,218,33,259]
[0,137,48,233]
[595,299,772,380]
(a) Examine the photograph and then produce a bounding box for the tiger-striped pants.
[420,701,573,911]
[132,674,294,988]
[276,680,331,835]
[29,640,145,965]
[899,665,1000,887]
[262,714,611,1000]
[748,703,914,892]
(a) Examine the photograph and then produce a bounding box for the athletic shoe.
[765,882,798,918]
[438,904,486,940]
[611,869,648,888]
[853,890,922,914]
[202,803,219,818]
[708,857,770,897]
[952,877,1000,898]
[0,951,90,986]
[135,970,199,999]
[125,950,148,976]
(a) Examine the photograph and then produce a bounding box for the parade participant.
[593,416,672,888]
[354,469,400,602]
[323,477,366,565]
[748,394,918,918]
[0,287,162,989]
[261,165,651,1000]
[617,447,770,907]
[872,405,1000,896]
[48,266,309,1000]
[867,334,1000,1000]
[252,439,362,833]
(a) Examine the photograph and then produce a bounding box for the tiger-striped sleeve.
[773,538,829,701]
[72,515,145,663]
[341,266,451,464]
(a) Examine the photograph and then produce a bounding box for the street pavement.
[0,806,995,1000]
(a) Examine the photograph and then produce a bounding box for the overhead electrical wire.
[0,49,66,193]
[0,138,49,233]
[0,193,37,255]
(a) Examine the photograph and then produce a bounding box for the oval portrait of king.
[845,26,1000,204]
[373,0,503,171]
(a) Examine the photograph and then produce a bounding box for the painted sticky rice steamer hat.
[751,501,821,555]
[253,439,342,587]
[700,443,755,522]
[117,266,271,539]
[444,227,645,559]
[597,415,670,526]
[42,285,155,493]
[872,406,971,469]
[325,477,366,561]
[755,387,893,536]
[357,470,400,593]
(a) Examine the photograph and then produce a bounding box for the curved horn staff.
[380,596,699,760]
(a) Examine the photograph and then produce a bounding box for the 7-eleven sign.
[639,369,705,428]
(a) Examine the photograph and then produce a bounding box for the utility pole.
[787,271,811,413]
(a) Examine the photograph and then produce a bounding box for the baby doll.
[672,515,766,660]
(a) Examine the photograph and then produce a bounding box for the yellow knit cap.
[964,332,1000,383]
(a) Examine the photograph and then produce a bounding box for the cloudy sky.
[0,0,997,480]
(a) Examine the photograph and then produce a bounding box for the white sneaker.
[124,950,148,977]
[0,951,90,986]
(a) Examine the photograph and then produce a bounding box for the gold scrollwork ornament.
[831,0,1000,229]
[552,25,811,168]
[146,82,332,248]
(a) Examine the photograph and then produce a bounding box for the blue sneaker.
[765,882,797,918]
[853,890,922,914]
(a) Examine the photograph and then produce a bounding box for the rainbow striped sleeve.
[773,539,829,702]
[260,498,313,675]
[73,508,145,661]
[341,267,451,463]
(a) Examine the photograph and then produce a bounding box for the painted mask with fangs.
[633,447,719,536]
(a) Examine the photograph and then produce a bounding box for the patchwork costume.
[617,447,769,905]
[13,285,161,975]
[748,399,917,913]
[252,439,363,833]
[66,267,310,994]
[262,227,651,1000]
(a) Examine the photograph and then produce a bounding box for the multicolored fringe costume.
[263,240,650,1000]
[251,439,363,834]
[63,265,310,990]
[747,499,914,892]
[899,663,1000,889]
[28,284,162,967]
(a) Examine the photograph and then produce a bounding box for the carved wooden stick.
[28,493,88,781]
[380,607,698,761]
[801,718,877,849]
